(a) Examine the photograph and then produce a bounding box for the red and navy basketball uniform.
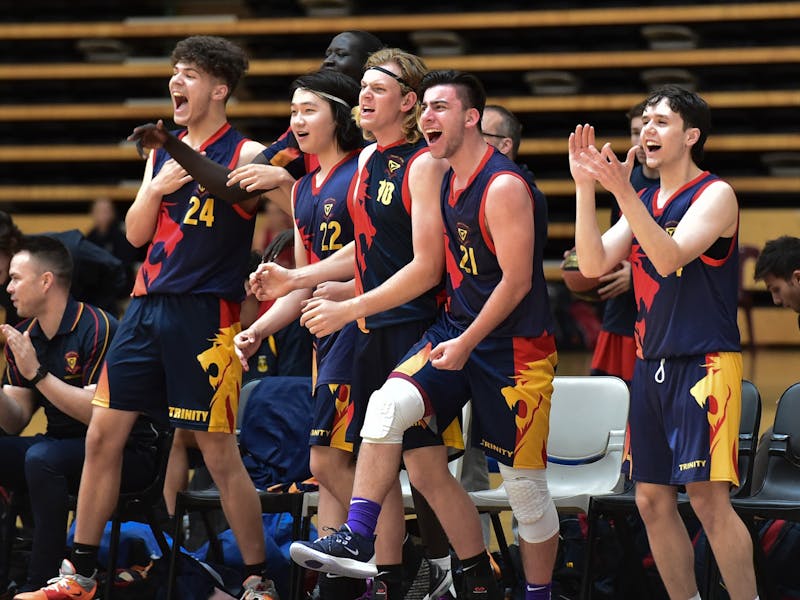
[95,123,256,434]
[351,139,442,331]
[5,299,116,439]
[293,151,360,450]
[628,170,742,485]
[591,165,659,384]
[346,139,457,451]
[390,146,557,468]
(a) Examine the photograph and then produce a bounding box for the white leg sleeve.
[499,464,560,543]
[360,377,425,444]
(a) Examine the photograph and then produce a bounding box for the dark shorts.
[93,294,243,433]
[629,352,742,486]
[310,382,354,452]
[346,320,454,451]
[390,315,558,469]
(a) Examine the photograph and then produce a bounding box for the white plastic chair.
[468,375,629,534]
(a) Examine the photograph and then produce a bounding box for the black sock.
[70,543,99,578]
[376,564,403,598]
[460,550,493,579]
[401,533,423,583]
[317,574,367,599]
[243,561,267,580]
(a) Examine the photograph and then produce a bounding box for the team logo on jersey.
[323,198,335,218]
[457,222,470,243]
[665,223,683,276]
[64,351,80,375]
[387,155,404,175]
[257,355,269,373]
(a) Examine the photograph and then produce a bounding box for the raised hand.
[128,120,170,158]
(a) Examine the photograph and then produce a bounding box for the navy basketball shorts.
[94,294,243,433]
[389,315,558,469]
[629,352,742,486]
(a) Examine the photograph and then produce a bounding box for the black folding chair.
[731,382,800,600]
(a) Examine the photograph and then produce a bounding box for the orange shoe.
[14,559,97,600]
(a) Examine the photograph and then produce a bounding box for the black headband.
[367,65,409,89]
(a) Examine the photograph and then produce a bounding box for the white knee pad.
[360,378,424,444]
[499,464,559,543]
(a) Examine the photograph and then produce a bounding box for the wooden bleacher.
[2,3,798,39]
[3,46,798,81]
[3,2,797,343]
[0,133,795,163]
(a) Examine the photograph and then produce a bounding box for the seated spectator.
[0,236,159,595]
[755,235,800,324]
[0,212,129,323]
[85,198,145,296]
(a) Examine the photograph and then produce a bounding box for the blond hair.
[354,48,427,143]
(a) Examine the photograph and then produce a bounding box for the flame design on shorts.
[196,323,242,433]
[501,355,554,468]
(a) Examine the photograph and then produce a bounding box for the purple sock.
[526,581,551,600]
[346,497,381,538]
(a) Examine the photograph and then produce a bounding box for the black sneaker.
[403,559,451,600]
[290,525,377,578]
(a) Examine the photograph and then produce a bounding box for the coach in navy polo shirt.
[0,236,157,594]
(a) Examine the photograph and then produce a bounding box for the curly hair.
[171,35,249,101]
[354,48,427,143]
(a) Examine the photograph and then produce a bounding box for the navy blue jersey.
[350,139,441,330]
[632,171,740,358]
[441,146,553,338]
[292,151,359,383]
[4,298,117,438]
[293,151,358,266]
[133,123,256,301]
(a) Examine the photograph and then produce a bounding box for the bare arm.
[125,151,192,247]
[616,176,738,276]
[580,136,738,277]
[250,242,355,302]
[0,386,36,435]
[569,124,633,277]
[236,195,312,367]
[300,152,448,336]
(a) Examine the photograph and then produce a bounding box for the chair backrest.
[236,377,264,435]
[748,382,800,501]
[734,379,762,497]
[118,425,174,513]
[547,376,629,464]
[771,382,800,456]
[545,376,630,508]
